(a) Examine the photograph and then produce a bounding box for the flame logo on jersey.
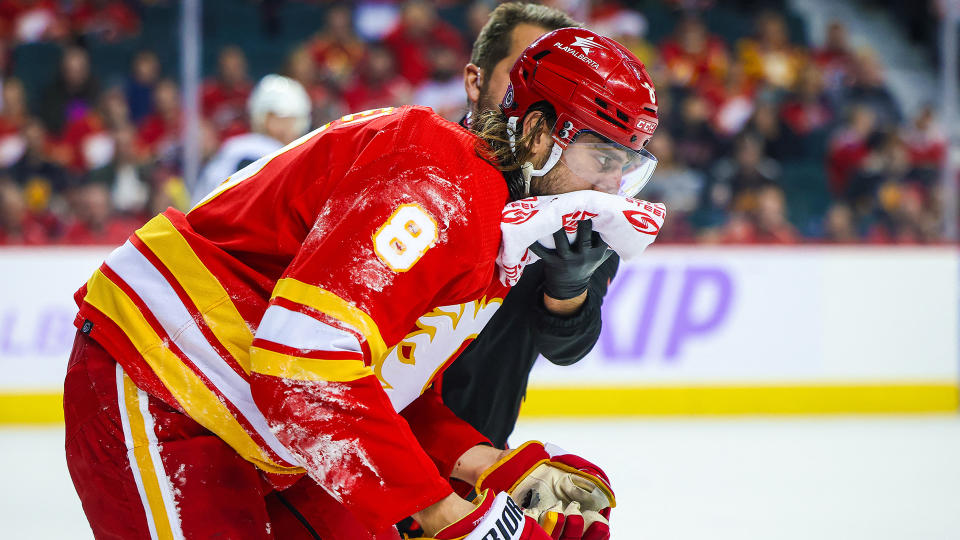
[377,297,504,411]
[561,210,599,233]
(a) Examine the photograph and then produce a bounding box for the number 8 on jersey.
[373,204,438,272]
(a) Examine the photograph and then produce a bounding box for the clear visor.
[559,132,658,198]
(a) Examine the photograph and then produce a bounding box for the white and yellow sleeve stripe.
[271,278,388,361]
[85,268,302,473]
[116,364,185,540]
[251,304,374,382]
[135,214,254,373]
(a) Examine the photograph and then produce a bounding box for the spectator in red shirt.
[702,62,757,137]
[811,20,855,95]
[382,0,465,86]
[0,76,27,133]
[137,78,181,156]
[712,185,798,244]
[61,180,139,244]
[752,184,799,243]
[0,77,28,167]
[70,0,140,43]
[660,15,729,90]
[0,0,67,43]
[61,86,131,173]
[202,46,253,138]
[780,63,834,137]
[866,183,939,244]
[308,3,366,90]
[341,43,412,112]
[0,177,54,244]
[902,105,946,172]
[827,104,876,198]
[822,202,859,243]
[845,131,917,222]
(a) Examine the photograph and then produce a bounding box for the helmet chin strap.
[507,116,563,195]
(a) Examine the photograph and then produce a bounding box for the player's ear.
[464,63,482,106]
[522,110,551,154]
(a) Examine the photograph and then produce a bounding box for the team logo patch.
[502,84,515,108]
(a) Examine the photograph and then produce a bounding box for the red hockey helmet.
[501,27,660,196]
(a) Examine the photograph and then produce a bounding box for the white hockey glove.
[475,441,615,540]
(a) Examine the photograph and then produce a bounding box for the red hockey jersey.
[73,106,511,531]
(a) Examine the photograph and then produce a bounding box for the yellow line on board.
[0,393,64,424]
[1,383,958,424]
[520,383,960,417]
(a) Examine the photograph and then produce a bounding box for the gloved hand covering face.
[528,220,613,300]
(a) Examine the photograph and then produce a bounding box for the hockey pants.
[63,331,401,540]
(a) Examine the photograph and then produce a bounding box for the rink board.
[0,246,957,422]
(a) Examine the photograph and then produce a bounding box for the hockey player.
[443,2,623,450]
[191,74,312,204]
[63,27,658,539]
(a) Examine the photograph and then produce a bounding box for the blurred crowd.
[0,0,949,245]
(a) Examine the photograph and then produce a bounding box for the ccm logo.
[636,118,657,133]
[623,210,661,234]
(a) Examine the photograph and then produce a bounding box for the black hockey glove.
[528,219,613,301]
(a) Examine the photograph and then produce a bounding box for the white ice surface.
[511,416,960,539]
[3,416,960,539]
